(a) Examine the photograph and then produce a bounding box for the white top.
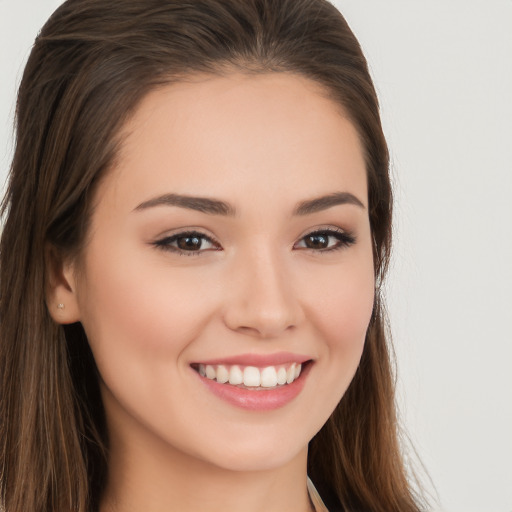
[307,477,330,512]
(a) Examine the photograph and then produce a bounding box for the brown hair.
[0,0,424,510]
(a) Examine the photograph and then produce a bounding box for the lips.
[191,354,313,410]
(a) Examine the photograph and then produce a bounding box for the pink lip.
[193,351,311,367]
[194,361,312,411]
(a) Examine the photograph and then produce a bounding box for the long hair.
[0,1,423,510]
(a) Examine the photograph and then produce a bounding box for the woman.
[0,0,426,511]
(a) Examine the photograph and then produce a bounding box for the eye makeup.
[152,230,221,256]
[294,227,356,252]
[151,225,356,257]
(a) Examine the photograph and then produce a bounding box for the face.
[69,73,374,473]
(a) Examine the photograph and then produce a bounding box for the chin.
[205,445,307,474]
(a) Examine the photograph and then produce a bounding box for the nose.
[223,248,304,339]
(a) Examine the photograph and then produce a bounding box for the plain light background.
[1,1,511,511]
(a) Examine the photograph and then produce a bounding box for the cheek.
[289,251,374,439]
[309,256,375,351]
[74,247,219,422]
[304,248,374,402]
[77,243,218,360]
[322,283,373,385]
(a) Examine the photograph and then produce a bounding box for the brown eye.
[177,235,203,251]
[294,229,356,252]
[153,231,219,254]
[304,233,329,249]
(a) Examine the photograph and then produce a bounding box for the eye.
[294,228,356,252]
[153,231,221,255]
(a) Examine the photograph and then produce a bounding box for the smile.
[195,363,302,389]
[191,358,313,411]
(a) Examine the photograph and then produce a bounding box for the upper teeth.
[198,363,302,388]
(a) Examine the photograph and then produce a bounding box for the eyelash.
[152,231,221,256]
[152,228,356,256]
[294,228,356,253]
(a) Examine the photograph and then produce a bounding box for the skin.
[50,72,375,512]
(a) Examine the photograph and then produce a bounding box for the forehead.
[97,72,367,213]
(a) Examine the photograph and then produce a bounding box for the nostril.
[226,317,299,339]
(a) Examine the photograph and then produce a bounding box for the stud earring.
[57,303,65,310]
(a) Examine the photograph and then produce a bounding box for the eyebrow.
[134,193,236,216]
[294,192,365,215]
[134,191,365,216]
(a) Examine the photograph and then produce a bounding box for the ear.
[45,245,82,324]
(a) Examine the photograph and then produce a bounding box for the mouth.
[190,353,313,410]
[191,361,311,390]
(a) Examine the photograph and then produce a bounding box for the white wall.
[1,1,511,511]
[332,2,512,511]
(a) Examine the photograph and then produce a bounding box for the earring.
[57,303,65,310]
